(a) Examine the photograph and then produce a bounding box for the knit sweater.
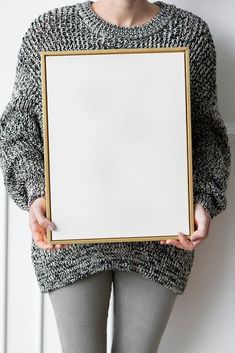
[0,0,231,295]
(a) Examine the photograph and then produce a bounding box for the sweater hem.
[32,255,193,296]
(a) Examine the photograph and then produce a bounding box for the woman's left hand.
[160,203,211,251]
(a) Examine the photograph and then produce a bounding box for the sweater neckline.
[76,0,176,39]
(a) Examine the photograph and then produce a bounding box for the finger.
[44,235,69,249]
[41,234,65,249]
[42,232,53,245]
[55,244,63,249]
[191,238,204,248]
[61,244,70,248]
[32,229,69,251]
[41,232,70,249]
[34,231,59,251]
[165,239,186,249]
[160,240,166,245]
[165,234,194,251]
[178,233,194,251]
[190,229,207,242]
[34,209,56,231]
[33,231,55,251]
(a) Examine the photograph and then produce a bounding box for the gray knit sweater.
[0,0,231,295]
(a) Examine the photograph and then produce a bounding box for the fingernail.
[48,225,55,231]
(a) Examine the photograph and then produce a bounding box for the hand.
[29,196,70,251]
[160,203,211,251]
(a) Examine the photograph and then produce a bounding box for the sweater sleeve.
[190,22,231,219]
[0,22,45,212]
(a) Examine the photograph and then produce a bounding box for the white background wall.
[0,1,234,353]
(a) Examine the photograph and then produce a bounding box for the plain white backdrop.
[0,1,234,353]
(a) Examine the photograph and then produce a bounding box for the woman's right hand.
[29,196,70,251]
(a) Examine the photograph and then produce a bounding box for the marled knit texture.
[0,1,231,295]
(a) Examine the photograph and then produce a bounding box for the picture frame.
[41,47,195,245]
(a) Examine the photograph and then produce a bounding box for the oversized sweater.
[0,0,231,295]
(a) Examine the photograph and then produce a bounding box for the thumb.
[190,229,204,242]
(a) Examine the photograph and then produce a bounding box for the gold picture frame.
[41,47,195,245]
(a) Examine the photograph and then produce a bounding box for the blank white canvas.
[45,51,190,241]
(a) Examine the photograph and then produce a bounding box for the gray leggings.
[48,270,177,353]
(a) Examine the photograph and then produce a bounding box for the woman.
[0,0,231,352]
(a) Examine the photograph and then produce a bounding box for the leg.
[111,271,177,353]
[48,270,113,353]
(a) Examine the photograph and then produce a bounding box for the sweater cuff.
[26,181,45,211]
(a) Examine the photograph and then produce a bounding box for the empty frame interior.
[41,47,194,244]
